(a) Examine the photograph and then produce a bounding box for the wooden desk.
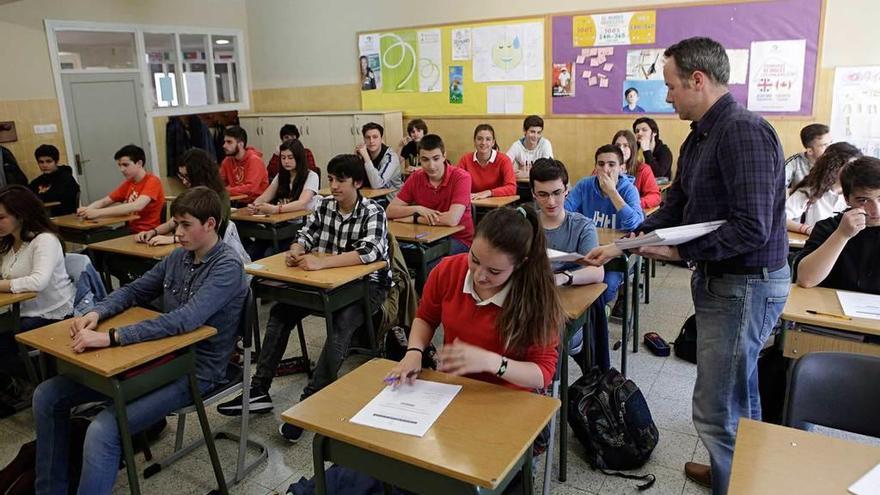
[658,182,672,192]
[16,307,227,494]
[789,231,809,249]
[597,227,625,246]
[0,292,39,384]
[317,187,397,200]
[231,208,311,253]
[88,234,179,289]
[52,213,138,245]
[282,358,559,494]
[555,283,606,482]
[729,418,880,494]
[516,176,529,184]
[471,195,520,226]
[43,201,61,211]
[644,206,659,217]
[165,193,246,202]
[782,285,880,359]
[246,253,386,363]
[389,221,464,293]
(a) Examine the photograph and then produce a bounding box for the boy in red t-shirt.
[387,134,473,254]
[77,144,164,233]
[219,126,268,203]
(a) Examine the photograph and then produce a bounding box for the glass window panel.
[144,33,179,108]
[212,35,239,103]
[179,34,209,106]
[56,30,136,69]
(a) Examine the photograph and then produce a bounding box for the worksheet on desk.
[837,290,880,320]
[350,380,461,437]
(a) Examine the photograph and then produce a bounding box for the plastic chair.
[143,288,268,487]
[783,352,880,437]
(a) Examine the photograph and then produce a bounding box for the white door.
[62,73,150,204]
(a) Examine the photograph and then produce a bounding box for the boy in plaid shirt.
[218,155,390,440]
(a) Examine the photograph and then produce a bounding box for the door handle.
[74,154,89,175]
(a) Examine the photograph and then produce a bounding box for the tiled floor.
[0,263,714,494]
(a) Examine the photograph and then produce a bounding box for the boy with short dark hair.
[266,124,318,180]
[29,143,80,216]
[218,155,391,444]
[219,126,269,202]
[34,186,247,494]
[785,123,831,189]
[397,119,428,167]
[796,156,880,294]
[387,134,473,252]
[355,122,401,197]
[507,115,554,178]
[77,144,164,233]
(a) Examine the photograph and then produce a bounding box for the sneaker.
[216,389,273,416]
[279,422,304,443]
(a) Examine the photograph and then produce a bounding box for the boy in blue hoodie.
[565,144,644,309]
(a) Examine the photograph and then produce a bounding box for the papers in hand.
[349,379,461,437]
[547,248,583,263]
[837,290,880,320]
[613,220,726,250]
[850,463,880,495]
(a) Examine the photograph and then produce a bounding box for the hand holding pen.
[385,351,423,388]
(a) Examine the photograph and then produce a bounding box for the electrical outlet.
[33,124,58,134]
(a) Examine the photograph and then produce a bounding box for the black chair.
[783,352,880,437]
[144,288,268,487]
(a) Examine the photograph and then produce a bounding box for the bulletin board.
[359,17,546,116]
[550,0,824,116]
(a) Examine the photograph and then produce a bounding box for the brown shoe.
[685,462,711,488]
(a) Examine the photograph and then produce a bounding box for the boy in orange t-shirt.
[77,144,165,233]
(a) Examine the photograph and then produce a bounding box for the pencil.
[806,309,851,320]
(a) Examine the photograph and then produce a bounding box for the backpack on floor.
[673,315,698,364]
[381,326,438,370]
[568,367,658,490]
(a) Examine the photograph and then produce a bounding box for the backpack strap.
[596,468,656,490]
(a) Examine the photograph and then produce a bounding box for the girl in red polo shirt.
[387,205,562,391]
[456,124,517,200]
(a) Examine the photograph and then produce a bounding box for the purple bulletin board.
[551,0,823,116]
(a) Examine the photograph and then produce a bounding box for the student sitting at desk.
[76,144,164,233]
[613,130,661,210]
[386,134,473,255]
[388,205,562,391]
[457,124,517,200]
[795,156,880,294]
[355,122,402,199]
[397,118,428,168]
[506,115,554,179]
[530,158,606,371]
[785,123,832,190]
[0,186,75,416]
[218,155,391,442]
[33,187,247,494]
[28,144,80,216]
[632,117,673,180]
[786,142,861,236]
[219,126,269,203]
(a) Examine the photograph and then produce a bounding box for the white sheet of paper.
[726,49,750,85]
[614,220,726,250]
[486,85,524,114]
[837,291,880,320]
[183,72,207,106]
[349,379,461,437]
[547,248,582,263]
[850,463,880,495]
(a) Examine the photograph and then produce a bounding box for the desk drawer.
[783,330,880,359]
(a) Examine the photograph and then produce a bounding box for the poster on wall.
[621,80,673,113]
[625,49,665,80]
[573,11,656,47]
[417,29,442,93]
[358,33,382,91]
[472,21,543,82]
[552,64,575,97]
[831,66,880,158]
[380,31,419,93]
[449,66,464,104]
[452,28,471,60]
[747,39,805,112]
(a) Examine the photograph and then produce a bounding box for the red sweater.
[220,146,269,203]
[633,162,661,209]
[417,254,558,390]
[456,150,517,197]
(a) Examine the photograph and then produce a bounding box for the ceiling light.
[215,39,230,45]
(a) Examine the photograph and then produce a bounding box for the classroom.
[0,0,879,494]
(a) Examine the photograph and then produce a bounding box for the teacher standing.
[584,37,790,495]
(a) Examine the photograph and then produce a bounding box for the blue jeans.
[691,265,790,495]
[34,374,211,495]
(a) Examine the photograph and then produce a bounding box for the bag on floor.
[673,315,698,364]
[568,367,658,490]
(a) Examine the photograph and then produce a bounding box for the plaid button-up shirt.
[640,93,788,269]
[296,194,391,286]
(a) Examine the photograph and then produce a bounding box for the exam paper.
[837,291,880,320]
[548,248,583,263]
[613,220,726,250]
[850,463,880,495]
[350,379,461,437]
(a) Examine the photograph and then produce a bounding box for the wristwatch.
[562,270,574,286]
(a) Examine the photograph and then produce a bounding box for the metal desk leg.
[110,379,142,495]
[416,245,428,295]
[558,327,569,483]
[644,258,651,304]
[633,257,642,354]
[12,302,40,385]
[313,434,329,495]
[322,292,337,382]
[189,372,229,495]
[271,227,280,254]
[362,280,377,355]
[521,449,534,495]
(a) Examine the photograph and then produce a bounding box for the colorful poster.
[831,67,880,158]
[358,33,381,91]
[417,29,442,92]
[726,49,750,85]
[552,63,574,97]
[626,48,665,80]
[573,11,656,47]
[621,80,674,113]
[452,28,471,60]
[380,31,419,93]
[449,66,464,104]
[747,39,806,112]
[472,21,543,82]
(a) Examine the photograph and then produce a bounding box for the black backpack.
[674,315,698,364]
[568,367,658,490]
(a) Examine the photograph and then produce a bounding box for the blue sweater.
[565,174,644,231]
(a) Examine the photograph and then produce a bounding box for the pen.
[806,309,851,320]
[414,233,428,239]
[384,370,419,384]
